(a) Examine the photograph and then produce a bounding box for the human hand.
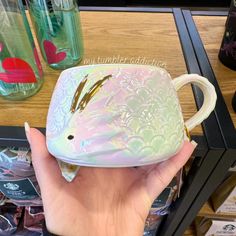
[25,124,196,236]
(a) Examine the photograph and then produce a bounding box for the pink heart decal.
[0,58,36,83]
[43,40,66,64]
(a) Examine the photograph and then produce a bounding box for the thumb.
[146,141,197,203]
[24,123,65,195]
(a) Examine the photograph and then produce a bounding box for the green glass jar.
[27,0,84,70]
[0,0,44,100]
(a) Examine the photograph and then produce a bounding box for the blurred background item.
[211,172,236,214]
[218,0,236,70]
[144,178,178,236]
[0,147,42,206]
[232,91,236,112]
[195,217,236,236]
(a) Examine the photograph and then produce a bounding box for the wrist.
[91,215,144,236]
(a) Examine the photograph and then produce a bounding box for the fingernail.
[24,122,31,144]
[190,140,198,148]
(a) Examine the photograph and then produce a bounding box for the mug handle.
[172,74,217,131]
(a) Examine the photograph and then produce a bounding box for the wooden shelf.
[184,225,196,236]
[198,201,236,220]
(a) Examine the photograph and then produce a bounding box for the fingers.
[25,123,65,195]
[146,141,197,202]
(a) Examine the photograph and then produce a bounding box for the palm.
[29,128,195,236]
[43,167,152,235]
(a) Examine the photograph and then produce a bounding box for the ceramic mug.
[46,64,217,167]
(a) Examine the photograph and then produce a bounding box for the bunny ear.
[70,74,88,113]
[76,74,112,113]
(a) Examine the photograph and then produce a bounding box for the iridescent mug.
[46,64,217,167]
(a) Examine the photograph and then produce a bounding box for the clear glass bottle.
[27,0,84,70]
[0,0,43,100]
[218,0,236,70]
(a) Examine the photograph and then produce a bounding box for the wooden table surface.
[194,15,236,129]
[0,12,202,135]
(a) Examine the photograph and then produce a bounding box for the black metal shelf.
[159,9,236,236]
[157,8,226,236]
[171,10,236,235]
[78,0,231,8]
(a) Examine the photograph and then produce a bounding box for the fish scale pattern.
[47,65,184,167]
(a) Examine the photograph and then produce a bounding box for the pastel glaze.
[46,64,216,167]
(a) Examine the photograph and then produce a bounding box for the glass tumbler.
[0,0,43,100]
[27,0,84,70]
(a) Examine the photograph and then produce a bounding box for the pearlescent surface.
[46,64,184,167]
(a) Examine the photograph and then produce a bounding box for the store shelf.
[198,201,236,220]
